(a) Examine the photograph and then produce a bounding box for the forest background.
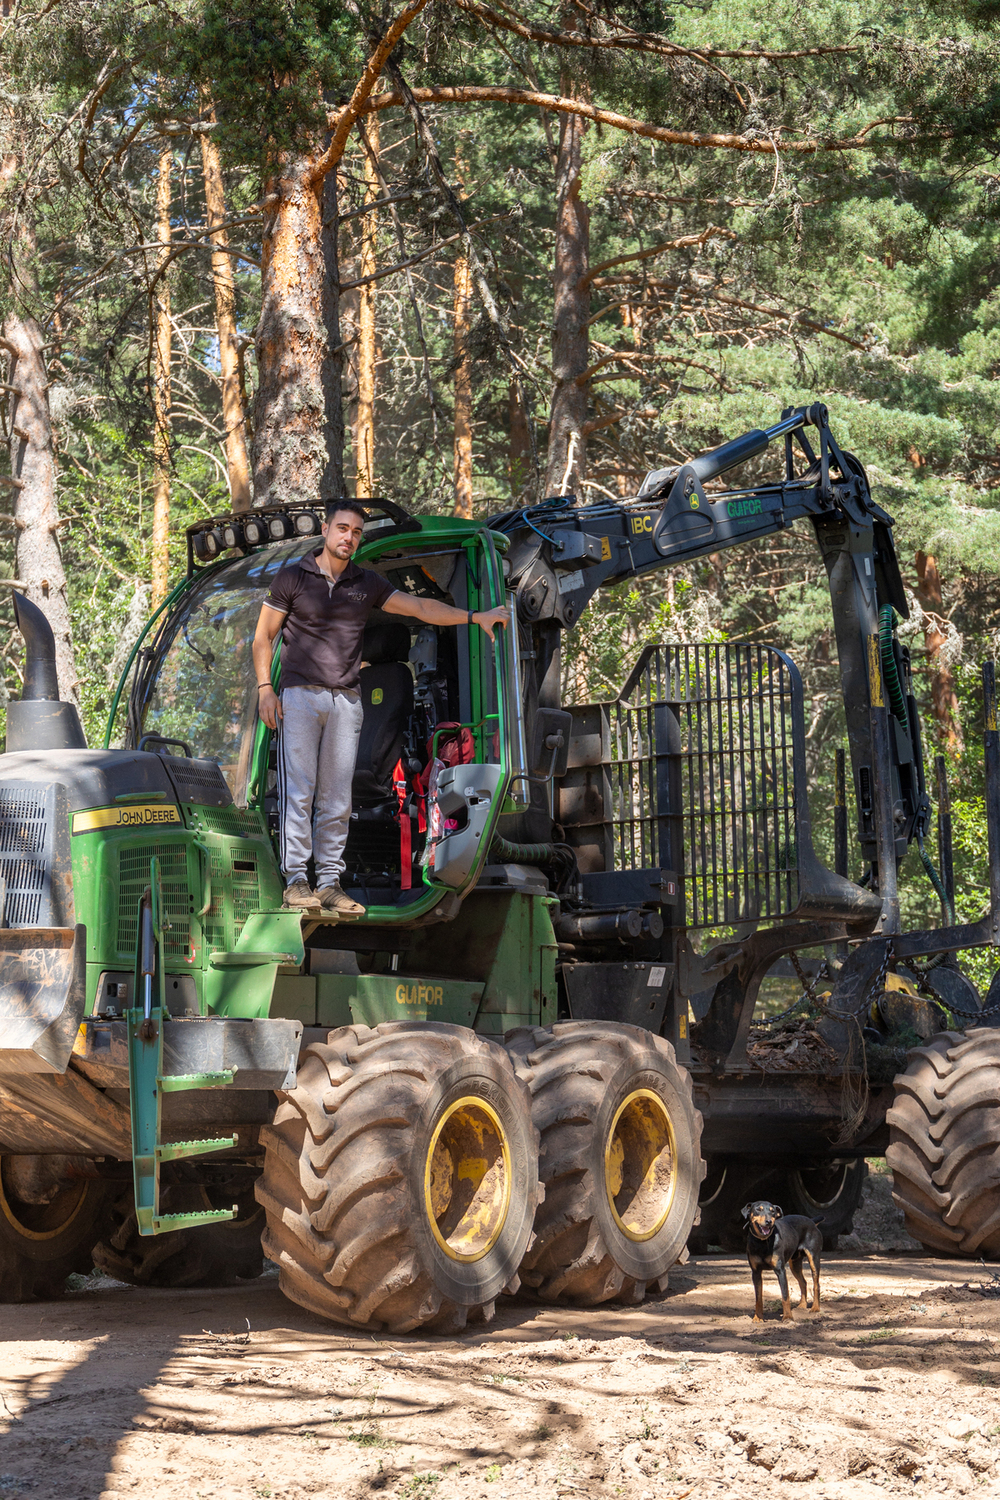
[0,0,999,950]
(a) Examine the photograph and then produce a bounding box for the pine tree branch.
[313,0,432,182]
[357,85,919,155]
[580,226,738,290]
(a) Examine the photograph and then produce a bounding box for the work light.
[267,513,293,540]
[221,521,245,551]
[294,510,321,535]
[242,516,268,546]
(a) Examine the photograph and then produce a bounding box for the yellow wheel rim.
[423,1096,512,1262]
[0,1160,89,1242]
[604,1088,676,1243]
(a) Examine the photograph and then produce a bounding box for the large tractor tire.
[887,1028,1000,1257]
[506,1021,704,1305]
[687,1156,776,1253]
[0,1157,112,1301]
[256,1021,540,1333]
[93,1176,265,1287]
[780,1158,868,1249]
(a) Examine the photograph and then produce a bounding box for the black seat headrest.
[363,616,411,665]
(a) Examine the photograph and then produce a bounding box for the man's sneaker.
[317,883,366,916]
[282,880,321,911]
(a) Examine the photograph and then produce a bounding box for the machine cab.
[124,509,527,925]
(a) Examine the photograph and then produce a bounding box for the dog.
[742,1200,823,1322]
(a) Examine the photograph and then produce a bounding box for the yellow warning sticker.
[867,633,884,709]
[600,536,611,561]
[72,803,182,834]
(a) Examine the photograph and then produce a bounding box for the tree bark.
[0,147,78,707]
[452,143,473,518]
[150,144,172,608]
[4,316,78,706]
[199,104,252,512]
[355,116,379,500]
[544,68,590,497]
[252,155,328,509]
[914,550,962,751]
[320,161,345,500]
[509,381,531,496]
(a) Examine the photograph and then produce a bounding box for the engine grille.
[117,843,192,961]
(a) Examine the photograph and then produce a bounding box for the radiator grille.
[197,806,267,839]
[166,757,232,807]
[202,842,262,952]
[117,843,191,960]
[0,786,48,925]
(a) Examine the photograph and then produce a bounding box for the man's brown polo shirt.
[264,552,397,692]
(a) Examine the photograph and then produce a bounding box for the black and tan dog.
[742,1200,823,1322]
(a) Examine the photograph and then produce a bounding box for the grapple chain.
[911,962,1000,1022]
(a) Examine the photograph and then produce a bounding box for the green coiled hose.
[879,603,909,724]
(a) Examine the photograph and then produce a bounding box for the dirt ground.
[3,1163,1000,1500]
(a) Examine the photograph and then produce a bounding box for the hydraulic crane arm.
[491,404,923,933]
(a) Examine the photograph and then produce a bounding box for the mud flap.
[0,925,86,1075]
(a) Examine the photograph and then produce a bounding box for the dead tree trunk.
[543,69,590,497]
[355,118,379,499]
[0,150,78,706]
[915,550,962,751]
[150,144,172,608]
[252,155,328,509]
[199,103,252,511]
[2,316,78,706]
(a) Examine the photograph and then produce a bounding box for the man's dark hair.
[325,500,368,525]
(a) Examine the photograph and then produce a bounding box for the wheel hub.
[424,1097,511,1262]
[604,1089,676,1242]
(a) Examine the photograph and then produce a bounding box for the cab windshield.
[138,542,315,801]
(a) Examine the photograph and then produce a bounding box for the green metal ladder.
[127,857,238,1236]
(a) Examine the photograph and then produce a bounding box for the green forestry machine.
[1,404,998,1328]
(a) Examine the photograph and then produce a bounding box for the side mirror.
[528,708,572,781]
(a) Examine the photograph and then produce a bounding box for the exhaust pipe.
[6,594,86,751]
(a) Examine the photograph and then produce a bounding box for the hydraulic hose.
[878,603,908,724]
[918,832,955,929]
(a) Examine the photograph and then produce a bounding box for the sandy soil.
[2,1167,1000,1500]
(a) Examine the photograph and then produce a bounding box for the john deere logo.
[371,687,383,705]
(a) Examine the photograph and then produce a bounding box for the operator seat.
[352,617,414,806]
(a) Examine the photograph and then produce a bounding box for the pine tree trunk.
[355,119,379,499]
[509,381,531,496]
[150,144,172,608]
[915,550,962,751]
[252,156,328,508]
[544,69,590,498]
[199,104,252,512]
[453,250,473,517]
[320,161,346,500]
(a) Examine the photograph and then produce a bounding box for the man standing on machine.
[253,501,510,913]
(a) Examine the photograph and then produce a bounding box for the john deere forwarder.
[2,404,999,1329]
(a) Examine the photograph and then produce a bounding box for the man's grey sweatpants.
[277,685,364,886]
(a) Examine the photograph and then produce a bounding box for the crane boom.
[491,403,923,934]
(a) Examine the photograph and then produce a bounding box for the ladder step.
[138,1207,237,1234]
[158,1069,235,1092]
[153,1135,238,1163]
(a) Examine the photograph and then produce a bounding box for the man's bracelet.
[468,610,475,626]
[257,682,273,690]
